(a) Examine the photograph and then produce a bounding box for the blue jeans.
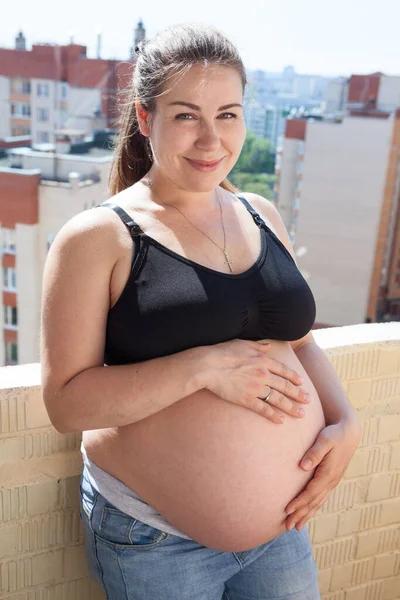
[80,467,320,599]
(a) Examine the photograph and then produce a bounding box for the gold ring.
[261,389,273,403]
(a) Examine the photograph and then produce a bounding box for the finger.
[292,492,331,531]
[286,505,309,531]
[261,389,307,419]
[291,506,320,531]
[266,374,310,404]
[300,433,334,471]
[245,340,272,352]
[264,358,304,386]
[247,396,287,424]
[285,476,326,515]
[256,339,273,346]
[286,490,328,531]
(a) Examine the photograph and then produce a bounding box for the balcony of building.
[0,322,399,599]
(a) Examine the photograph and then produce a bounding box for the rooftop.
[0,145,113,185]
[7,146,113,163]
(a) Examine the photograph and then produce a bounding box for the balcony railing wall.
[0,323,399,599]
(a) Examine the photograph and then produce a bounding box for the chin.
[185,175,230,193]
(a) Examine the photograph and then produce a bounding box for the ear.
[135,100,151,137]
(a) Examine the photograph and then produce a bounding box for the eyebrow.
[168,101,243,111]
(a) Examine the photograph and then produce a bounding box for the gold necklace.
[146,181,234,273]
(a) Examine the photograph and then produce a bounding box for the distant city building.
[265,106,291,150]
[323,77,348,114]
[0,145,113,366]
[15,31,26,51]
[131,19,146,58]
[0,22,146,145]
[244,66,333,149]
[275,72,400,327]
[0,24,148,366]
[244,101,267,139]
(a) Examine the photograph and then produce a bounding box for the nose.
[195,120,221,152]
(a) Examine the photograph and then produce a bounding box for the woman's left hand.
[284,417,361,531]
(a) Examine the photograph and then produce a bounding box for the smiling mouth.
[186,158,224,166]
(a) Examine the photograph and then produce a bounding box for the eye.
[175,113,196,120]
[175,112,238,121]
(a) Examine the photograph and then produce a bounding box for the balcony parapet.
[0,323,399,598]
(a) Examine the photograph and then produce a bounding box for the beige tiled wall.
[0,384,103,599]
[0,333,399,599]
[311,341,400,599]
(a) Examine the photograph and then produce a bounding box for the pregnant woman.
[41,22,361,600]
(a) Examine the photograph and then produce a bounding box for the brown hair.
[109,23,247,196]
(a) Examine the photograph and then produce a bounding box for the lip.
[185,157,224,171]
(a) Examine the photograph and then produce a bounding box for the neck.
[143,167,221,212]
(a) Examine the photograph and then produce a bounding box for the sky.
[1,0,399,78]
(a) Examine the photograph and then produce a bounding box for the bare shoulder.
[49,200,131,264]
[239,192,296,263]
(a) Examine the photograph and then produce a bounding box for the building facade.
[1,149,112,366]
[0,23,145,145]
[275,73,400,327]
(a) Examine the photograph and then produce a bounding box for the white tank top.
[81,442,190,539]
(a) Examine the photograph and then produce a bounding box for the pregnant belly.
[83,341,326,551]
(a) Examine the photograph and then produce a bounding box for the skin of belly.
[83,341,326,552]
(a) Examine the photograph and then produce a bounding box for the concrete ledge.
[313,322,400,348]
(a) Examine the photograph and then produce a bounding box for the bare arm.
[49,347,209,434]
[40,208,210,434]
[294,341,360,428]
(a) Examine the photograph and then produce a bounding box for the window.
[5,342,18,365]
[3,267,16,290]
[61,84,68,99]
[11,78,30,94]
[11,102,31,117]
[11,126,31,136]
[4,306,18,327]
[2,228,16,253]
[37,131,50,143]
[37,83,49,97]
[37,107,49,122]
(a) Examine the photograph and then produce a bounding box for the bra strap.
[96,197,265,234]
[94,202,144,237]
[237,195,266,228]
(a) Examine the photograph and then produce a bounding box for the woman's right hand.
[203,338,311,424]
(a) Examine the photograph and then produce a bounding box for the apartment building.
[0,26,143,145]
[276,73,400,327]
[0,24,148,366]
[0,145,112,366]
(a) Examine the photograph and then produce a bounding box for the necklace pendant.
[223,251,234,273]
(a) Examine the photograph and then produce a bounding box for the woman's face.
[140,63,247,192]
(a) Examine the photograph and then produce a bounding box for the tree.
[228,171,276,201]
[227,130,277,199]
[232,131,275,175]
